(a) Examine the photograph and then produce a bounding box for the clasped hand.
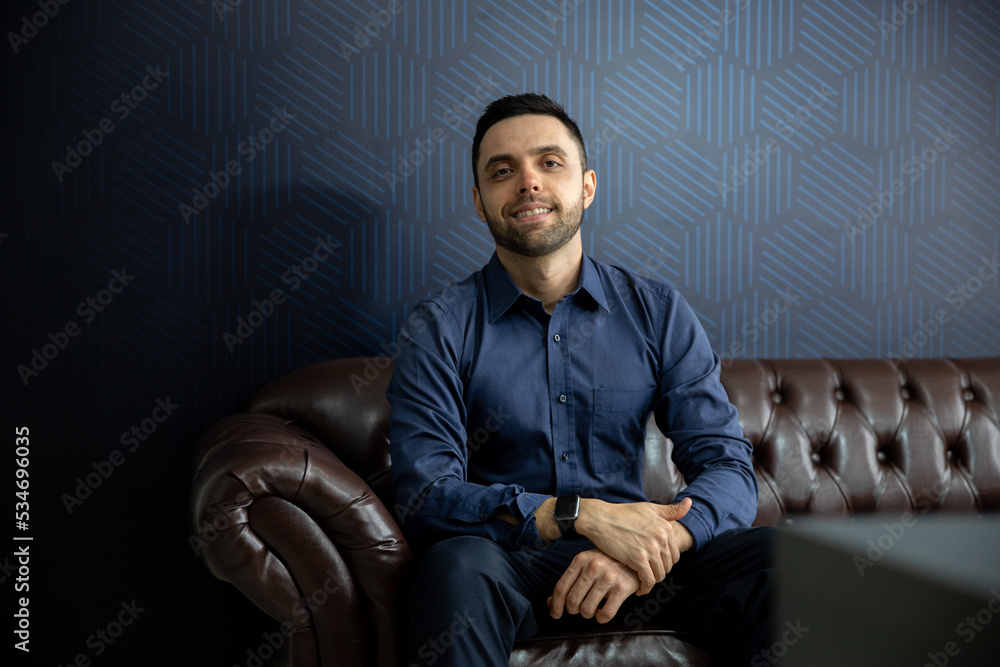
[547,497,693,624]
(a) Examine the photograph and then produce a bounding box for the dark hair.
[471,93,587,189]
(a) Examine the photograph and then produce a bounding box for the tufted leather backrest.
[645,358,1000,523]
[250,357,1000,524]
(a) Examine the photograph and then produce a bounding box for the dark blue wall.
[3,0,998,663]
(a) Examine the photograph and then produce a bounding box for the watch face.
[555,496,580,538]
[556,495,580,519]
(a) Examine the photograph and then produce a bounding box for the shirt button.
[553,334,561,342]
[558,394,567,403]
[561,452,569,461]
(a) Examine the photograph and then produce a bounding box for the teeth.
[514,207,552,218]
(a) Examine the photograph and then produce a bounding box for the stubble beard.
[484,190,585,258]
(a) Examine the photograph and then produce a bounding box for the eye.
[543,159,561,168]
[492,167,511,178]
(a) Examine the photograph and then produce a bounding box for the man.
[386,93,773,666]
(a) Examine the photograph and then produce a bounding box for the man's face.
[473,114,596,258]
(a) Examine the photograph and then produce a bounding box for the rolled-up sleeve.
[652,291,759,550]
[387,300,550,552]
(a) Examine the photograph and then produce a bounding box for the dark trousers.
[404,526,776,666]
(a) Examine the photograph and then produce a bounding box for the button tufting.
[963,390,974,401]
[876,451,886,462]
[771,392,782,404]
[946,450,954,460]
[901,388,910,399]
[834,389,845,401]
[810,452,821,464]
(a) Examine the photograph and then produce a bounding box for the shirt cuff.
[509,492,552,551]
[676,508,712,552]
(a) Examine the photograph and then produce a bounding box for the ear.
[473,186,487,223]
[582,169,597,210]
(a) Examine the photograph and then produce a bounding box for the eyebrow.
[482,144,570,173]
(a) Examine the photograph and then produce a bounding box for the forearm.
[575,498,694,553]
[394,473,551,550]
[509,497,559,542]
[672,461,758,548]
[531,496,696,593]
[523,497,696,554]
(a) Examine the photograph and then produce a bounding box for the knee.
[422,534,501,559]
[728,526,776,569]
[412,536,505,596]
[406,536,508,636]
[746,526,777,569]
[733,528,776,605]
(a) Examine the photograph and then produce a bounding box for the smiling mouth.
[513,207,553,219]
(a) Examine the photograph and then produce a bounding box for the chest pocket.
[590,387,655,475]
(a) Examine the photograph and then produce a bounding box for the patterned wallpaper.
[3,0,998,663]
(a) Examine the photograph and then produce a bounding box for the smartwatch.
[553,495,580,538]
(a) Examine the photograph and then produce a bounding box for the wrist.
[674,520,696,552]
[573,497,603,537]
[533,497,561,542]
[553,495,581,538]
[674,521,695,552]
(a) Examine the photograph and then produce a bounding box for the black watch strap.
[554,495,580,538]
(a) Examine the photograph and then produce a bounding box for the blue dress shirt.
[386,252,758,553]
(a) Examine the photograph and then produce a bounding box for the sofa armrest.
[190,412,411,667]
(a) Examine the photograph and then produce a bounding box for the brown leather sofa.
[190,357,1000,667]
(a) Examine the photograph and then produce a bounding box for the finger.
[631,547,664,587]
[549,574,572,618]
[546,595,560,620]
[660,527,679,574]
[595,586,634,624]
[636,562,656,594]
[635,558,657,595]
[564,580,589,617]
[647,547,666,586]
[549,573,576,619]
[549,558,586,619]
[578,583,608,620]
[563,564,600,616]
[660,496,692,520]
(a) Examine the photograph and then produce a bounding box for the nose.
[518,165,542,193]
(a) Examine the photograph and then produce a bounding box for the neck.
[496,235,583,315]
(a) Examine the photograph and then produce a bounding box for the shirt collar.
[485,252,611,323]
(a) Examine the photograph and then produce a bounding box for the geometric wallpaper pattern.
[3,1,998,664]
